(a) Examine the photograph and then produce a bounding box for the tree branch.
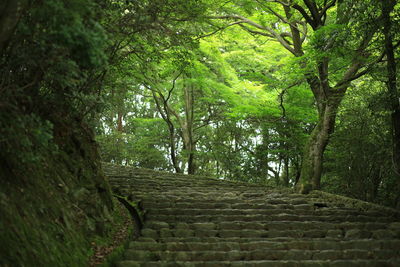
[166,68,185,102]
[292,4,317,29]
[303,0,320,23]
[320,0,337,23]
[208,15,296,55]
[334,14,385,89]
[238,24,274,38]
[196,21,247,39]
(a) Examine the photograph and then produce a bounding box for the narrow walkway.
[104,164,400,266]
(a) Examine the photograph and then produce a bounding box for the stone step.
[128,239,400,251]
[144,207,390,216]
[116,259,400,267]
[109,178,260,187]
[142,201,318,209]
[144,207,392,218]
[145,214,394,223]
[135,237,400,248]
[140,203,388,216]
[140,197,316,205]
[140,227,398,240]
[144,221,391,232]
[122,249,400,261]
[147,208,319,216]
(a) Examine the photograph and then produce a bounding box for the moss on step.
[311,190,400,217]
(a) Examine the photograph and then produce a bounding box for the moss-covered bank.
[0,1,123,265]
[0,114,115,266]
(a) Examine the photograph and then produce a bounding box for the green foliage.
[0,113,56,167]
[97,118,170,169]
[322,79,397,206]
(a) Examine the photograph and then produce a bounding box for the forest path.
[104,164,400,266]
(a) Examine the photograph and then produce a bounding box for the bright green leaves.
[199,26,316,124]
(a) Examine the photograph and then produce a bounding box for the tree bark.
[116,111,124,132]
[298,103,338,190]
[182,84,196,174]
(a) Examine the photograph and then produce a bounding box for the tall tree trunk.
[281,156,289,187]
[381,0,400,207]
[116,111,124,132]
[151,90,182,173]
[183,84,196,174]
[168,126,182,173]
[298,95,342,192]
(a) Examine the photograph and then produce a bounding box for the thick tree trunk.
[187,152,195,175]
[297,102,339,192]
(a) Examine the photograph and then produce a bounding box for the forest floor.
[89,201,132,266]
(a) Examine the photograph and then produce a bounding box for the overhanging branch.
[208,15,296,55]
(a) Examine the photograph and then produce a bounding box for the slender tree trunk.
[116,111,124,132]
[183,84,196,174]
[281,154,289,187]
[168,126,182,173]
[151,90,182,173]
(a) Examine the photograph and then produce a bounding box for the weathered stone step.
[144,207,392,219]
[147,208,316,216]
[142,201,316,209]
[108,184,286,194]
[144,209,393,223]
[110,178,254,186]
[140,227,398,240]
[136,237,400,248]
[140,197,314,205]
[128,239,400,251]
[109,176,263,188]
[122,248,400,261]
[142,203,389,216]
[116,259,400,267]
[146,213,394,223]
[144,221,394,232]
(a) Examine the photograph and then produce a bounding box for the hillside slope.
[0,121,114,266]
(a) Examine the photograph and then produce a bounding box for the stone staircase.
[104,164,400,266]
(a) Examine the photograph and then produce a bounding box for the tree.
[205,0,385,190]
